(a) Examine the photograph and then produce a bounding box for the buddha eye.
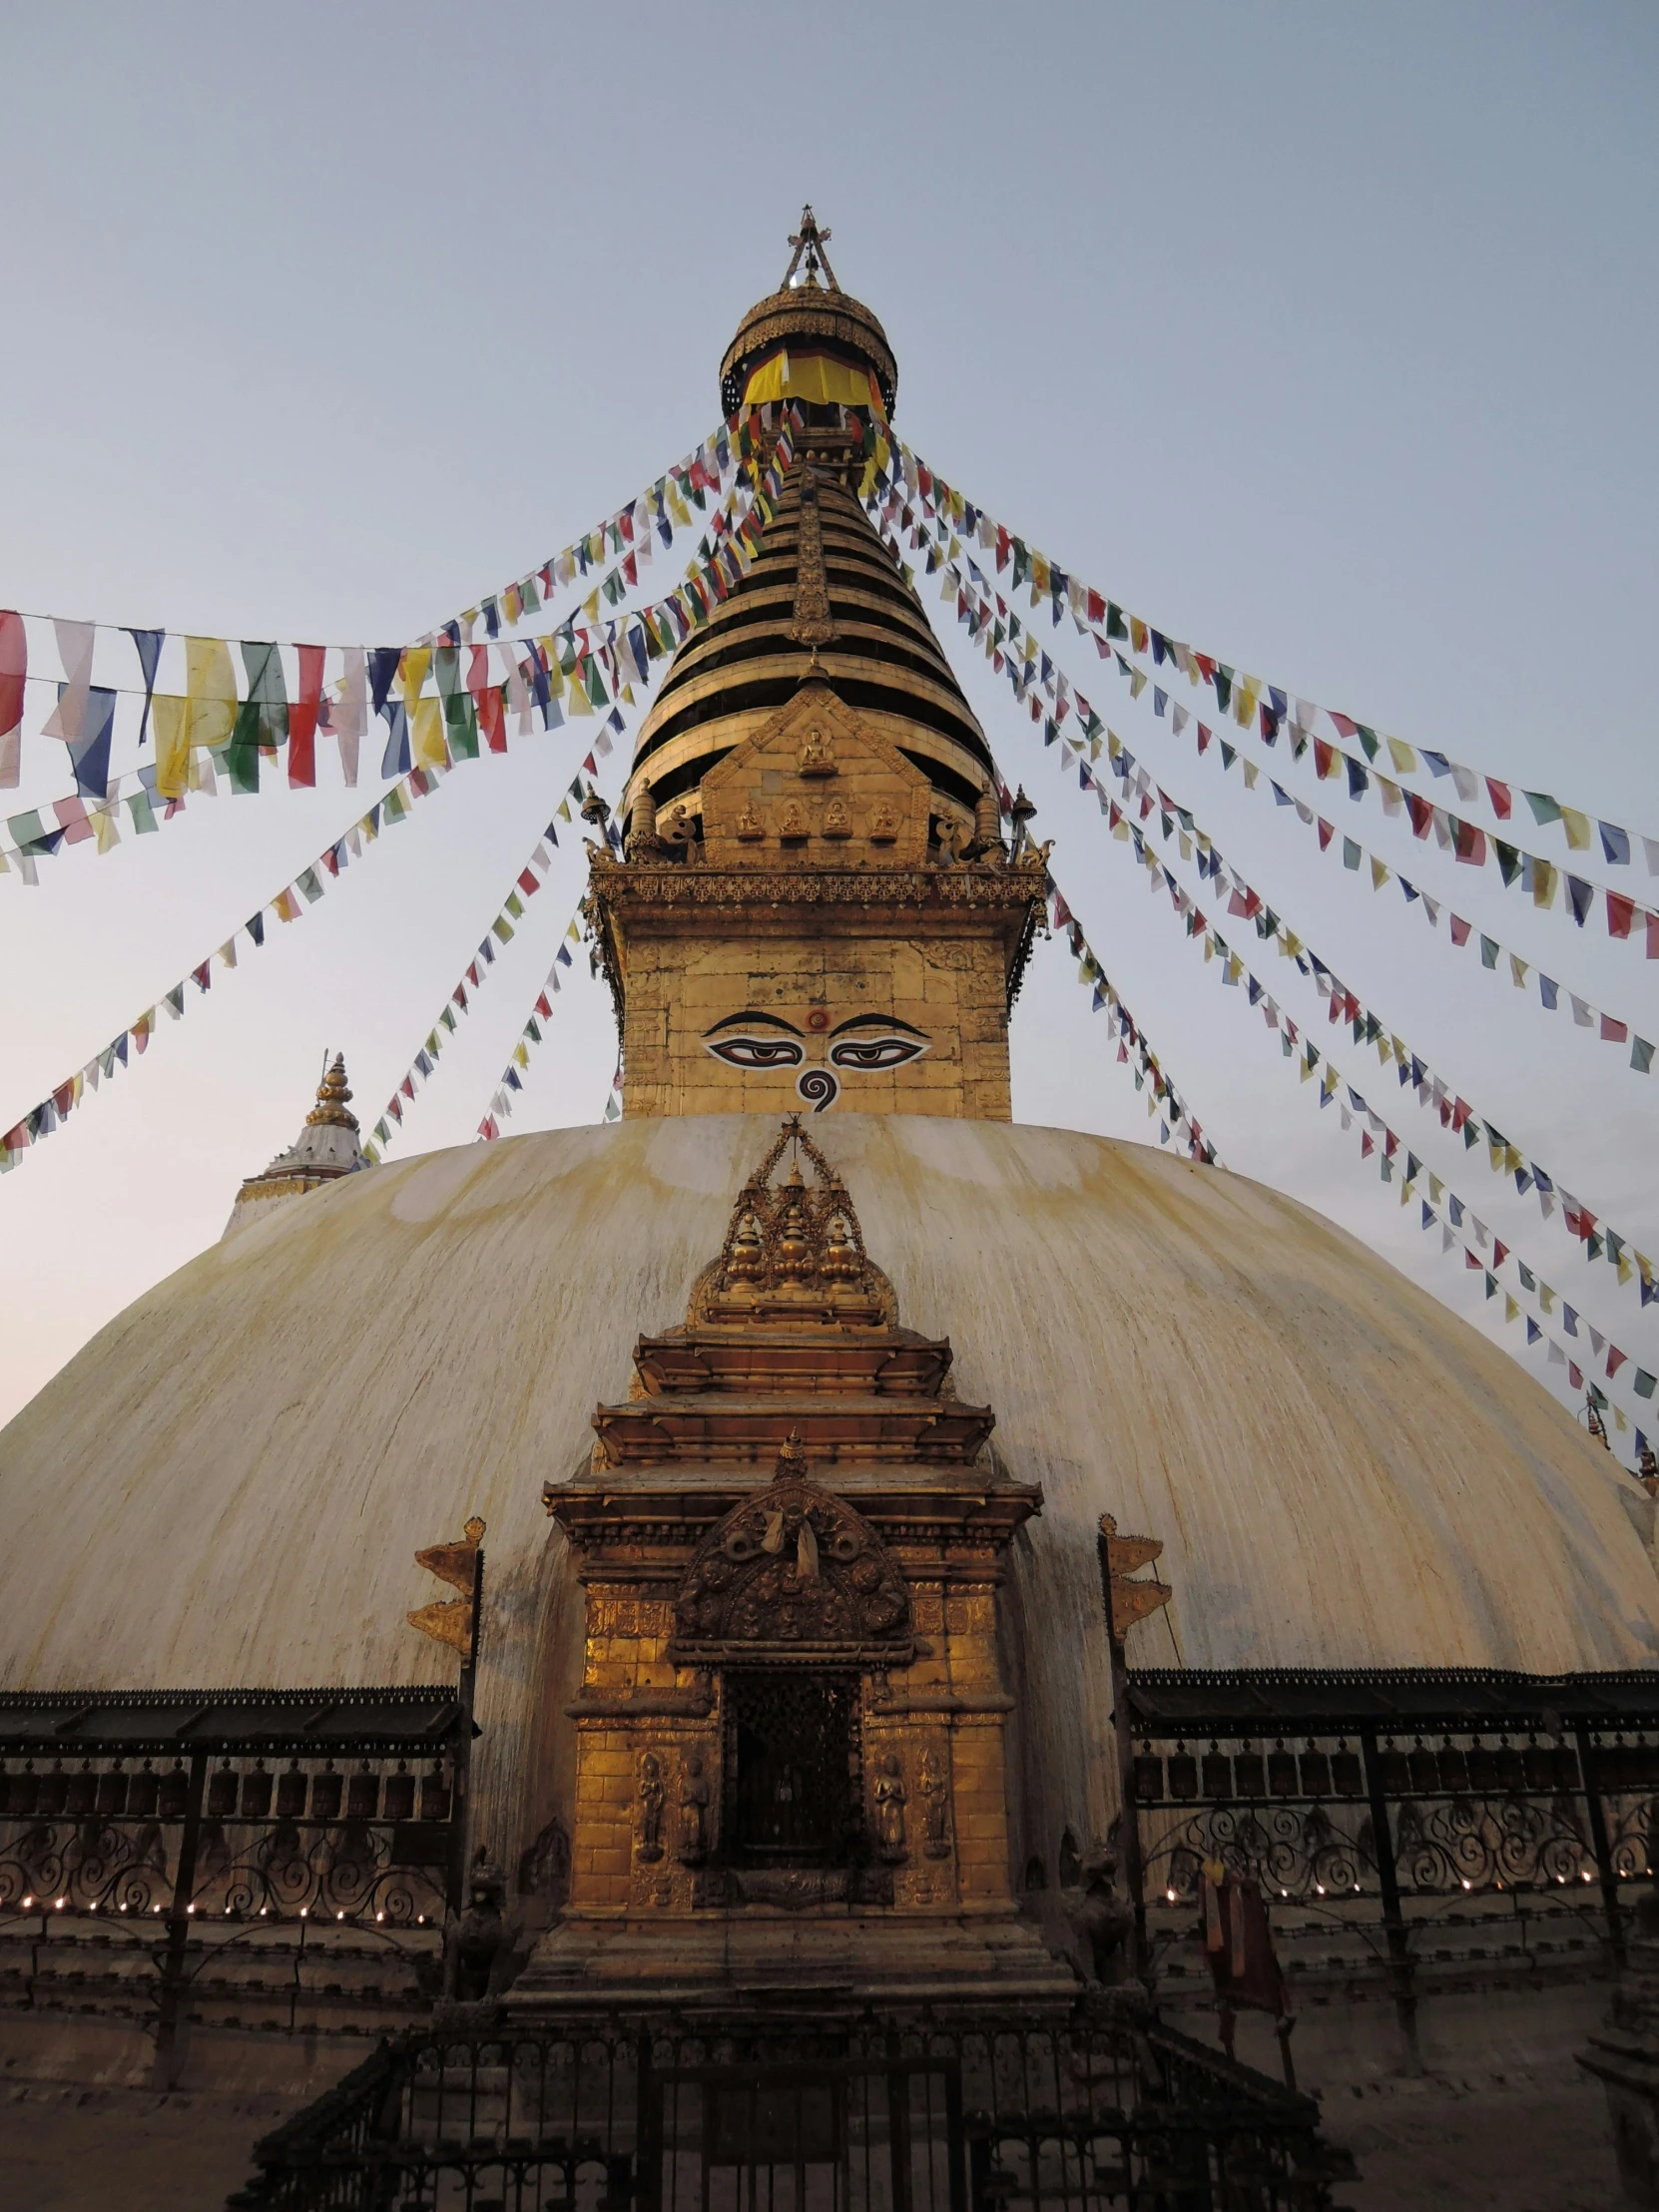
[705,1035,804,1069]
[828,1035,926,1071]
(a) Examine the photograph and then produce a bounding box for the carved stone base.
[509,1906,1078,2016]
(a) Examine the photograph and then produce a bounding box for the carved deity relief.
[636,1751,665,1863]
[798,727,837,777]
[677,1751,710,1865]
[875,1755,908,1862]
[736,799,765,840]
[867,800,898,842]
[822,796,851,838]
[918,1745,950,1858]
[778,798,808,839]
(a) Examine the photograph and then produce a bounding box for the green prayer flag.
[1524,791,1562,826]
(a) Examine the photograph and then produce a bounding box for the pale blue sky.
[1,1,1654,1444]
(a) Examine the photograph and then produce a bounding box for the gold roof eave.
[720,286,898,417]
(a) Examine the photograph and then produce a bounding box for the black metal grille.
[0,1688,472,2081]
[227,2007,1352,2212]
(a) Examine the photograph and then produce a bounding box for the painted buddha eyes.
[707,1035,804,1070]
[702,1012,930,1090]
[828,1035,924,1071]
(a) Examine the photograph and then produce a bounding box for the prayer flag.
[288,645,324,788]
[0,611,24,788]
[43,619,96,743]
[127,628,164,748]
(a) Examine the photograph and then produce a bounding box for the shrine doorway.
[725,1671,859,1867]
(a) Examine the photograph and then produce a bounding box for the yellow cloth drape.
[742,350,886,418]
[411,696,447,773]
[183,637,238,759]
[153,694,189,800]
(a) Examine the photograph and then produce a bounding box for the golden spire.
[305,1052,359,1134]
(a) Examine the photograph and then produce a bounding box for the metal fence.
[1121,1667,1659,2048]
[228,2008,1353,2212]
[0,1689,471,2077]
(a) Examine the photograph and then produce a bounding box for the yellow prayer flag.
[1371,857,1391,891]
[1242,761,1259,790]
[1509,954,1529,988]
[512,1042,530,1070]
[1390,1036,1407,1064]
[400,647,432,707]
[582,591,600,622]
[183,638,237,756]
[1504,1295,1519,1324]
[411,697,447,773]
[153,694,189,799]
[1539,1284,1555,1314]
[1386,738,1417,774]
[91,803,120,854]
[1561,808,1591,850]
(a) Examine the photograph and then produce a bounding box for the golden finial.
[776,1428,811,1478]
[305,1052,359,1133]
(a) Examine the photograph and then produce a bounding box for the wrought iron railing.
[0,1688,472,2078]
[1120,1667,1659,2055]
[227,2006,1353,2212]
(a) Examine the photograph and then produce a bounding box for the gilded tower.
[520,224,1071,2010]
[587,218,1048,1121]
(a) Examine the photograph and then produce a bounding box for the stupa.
[224,1050,365,1234]
[0,214,1655,2040]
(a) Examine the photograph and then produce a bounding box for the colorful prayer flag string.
[875,434,1659,891]
[912,528,1654,1072]
[998,663,1659,1392]
[0,764,453,1172]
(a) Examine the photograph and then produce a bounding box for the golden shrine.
[518,1118,1071,2005]
[586,243,1049,1123]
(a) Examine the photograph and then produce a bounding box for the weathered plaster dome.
[1,1113,1652,1872]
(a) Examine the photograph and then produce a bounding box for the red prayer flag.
[1450,914,1471,946]
[1452,818,1486,865]
[1314,738,1334,778]
[288,644,323,788]
[1485,778,1512,820]
[1609,1348,1629,1378]
[1608,892,1635,939]
[1602,1014,1629,1042]
[534,993,552,1020]
[1328,711,1358,739]
[1407,794,1434,839]
[518,868,540,896]
[0,609,25,752]
[1317,819,1335,851]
